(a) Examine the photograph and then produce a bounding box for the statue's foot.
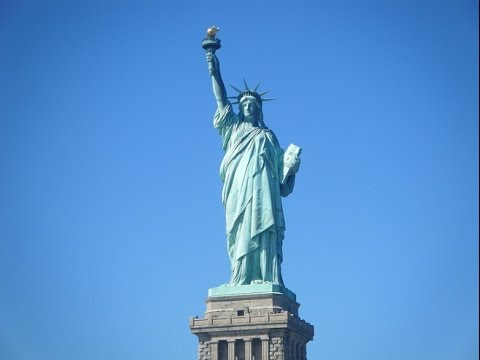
[251,280,264,284]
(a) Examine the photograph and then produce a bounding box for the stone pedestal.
[190,286,314,360]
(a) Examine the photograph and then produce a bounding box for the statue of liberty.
[204,28,301,287]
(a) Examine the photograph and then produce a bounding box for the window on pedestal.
[235,339,245,360]
[252,338,262,360]
[218,340,228,360]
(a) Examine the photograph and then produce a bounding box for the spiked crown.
[228,79,274,108]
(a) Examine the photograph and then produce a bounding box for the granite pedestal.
[190,285,314,360]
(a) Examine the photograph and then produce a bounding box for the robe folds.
[214,103,291,286]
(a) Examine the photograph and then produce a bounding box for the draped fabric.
[214,103,290,285]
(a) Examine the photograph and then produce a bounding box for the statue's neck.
[243,115,259,127]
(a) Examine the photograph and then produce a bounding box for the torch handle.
[207,49,215,75]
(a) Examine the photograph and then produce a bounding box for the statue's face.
[241,98,259,118]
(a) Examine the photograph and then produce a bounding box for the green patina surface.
[203,28,302,290]
[208,283,297,302]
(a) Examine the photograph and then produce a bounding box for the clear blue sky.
[1,1,478,359]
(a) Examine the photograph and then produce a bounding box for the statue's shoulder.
[214,102,238,129]
[263,127,277,137]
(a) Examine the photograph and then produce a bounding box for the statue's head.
[229,81,273,128]
[239,95,263,127]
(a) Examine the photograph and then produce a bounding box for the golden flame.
[207,26,219,37]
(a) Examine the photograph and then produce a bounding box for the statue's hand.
[206,52,219,76]
[288,157,301,175]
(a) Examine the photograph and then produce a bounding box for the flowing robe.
[214,103,294,285]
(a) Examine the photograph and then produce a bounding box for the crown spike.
[262,98,275,102]
[253,82,261,92]
[229,84,243,93]
[259,90,271,96]
[243,79,250,90]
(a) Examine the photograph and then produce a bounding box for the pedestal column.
[261,337,270,359]
[245,338,253,360]
[210,341,218,360]
[227,339,235,360]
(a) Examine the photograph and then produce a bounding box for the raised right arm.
[206,52,228,111]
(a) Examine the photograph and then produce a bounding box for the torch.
[201,26,221,75]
